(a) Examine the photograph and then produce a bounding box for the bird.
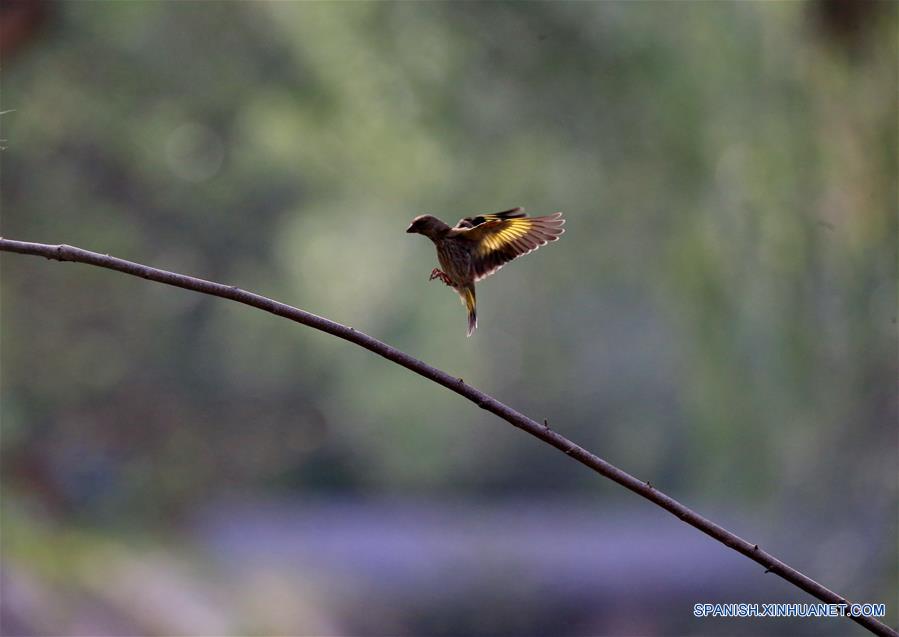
[406,207,565,336]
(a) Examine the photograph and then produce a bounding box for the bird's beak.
[405,224,415,234]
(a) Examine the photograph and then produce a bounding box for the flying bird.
[406,208,565,336]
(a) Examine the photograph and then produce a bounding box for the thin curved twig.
[1,237,894,637]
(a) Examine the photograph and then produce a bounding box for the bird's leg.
[429,268,453,286]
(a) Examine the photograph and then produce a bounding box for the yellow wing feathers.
[453,211,564,281]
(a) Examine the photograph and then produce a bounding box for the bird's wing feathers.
[454,207,525,229]
[452,210,564,282]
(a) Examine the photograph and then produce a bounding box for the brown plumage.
[406,207,565,336]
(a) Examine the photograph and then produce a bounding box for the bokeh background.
[1,2,896,635]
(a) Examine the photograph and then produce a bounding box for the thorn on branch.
[645,480,654,489]
[544,418,551,430]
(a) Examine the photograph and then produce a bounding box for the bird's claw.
[428,268,452,286]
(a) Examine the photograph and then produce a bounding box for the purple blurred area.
[2,496,887,635]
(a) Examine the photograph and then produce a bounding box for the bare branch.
[1,237,894,637]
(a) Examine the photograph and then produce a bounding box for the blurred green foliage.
[1,1,896,634]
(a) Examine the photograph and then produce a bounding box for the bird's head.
[406,214,449,239]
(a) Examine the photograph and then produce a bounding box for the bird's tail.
[461,285,477,337]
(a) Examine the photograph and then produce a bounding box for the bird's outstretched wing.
[452,209,564,282]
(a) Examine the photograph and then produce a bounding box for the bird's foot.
[429,268,453,286]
